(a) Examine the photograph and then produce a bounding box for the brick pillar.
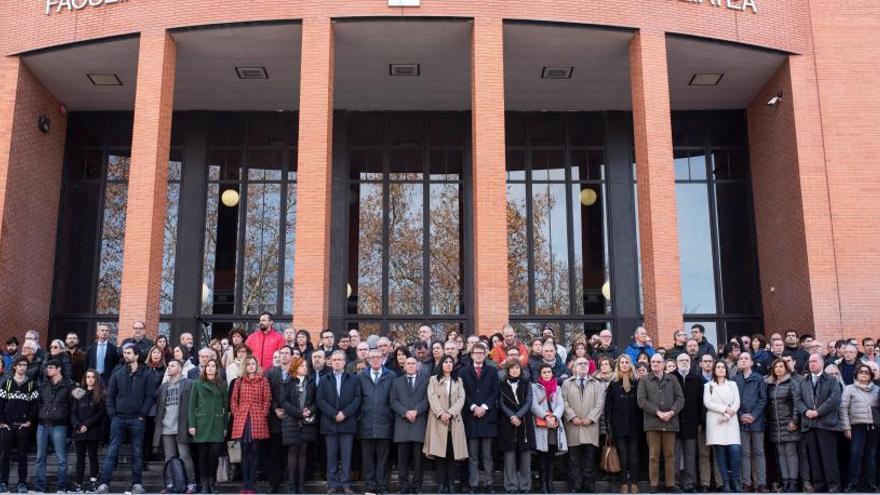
[748,56,842,341]
[292,17,334,341]
[471,17,509,336]
[0,57,66,342]
[629,30,683,347]
[117,30,176,340]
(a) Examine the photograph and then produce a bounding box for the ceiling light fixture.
[86,74,123,86]
[541,67,573,79]
[688,73,724,86]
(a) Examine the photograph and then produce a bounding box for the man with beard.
[244,312,284,371]
[64,332,86,383]
[782,330,809,374]
[666,330,688,362]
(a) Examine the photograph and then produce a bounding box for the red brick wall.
[292,17,334,341]
[0,57,66,344]
[471,17,509,336]
[117,30,176,340]
[629,30,683,347]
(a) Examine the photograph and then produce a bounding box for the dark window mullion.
[422,116,431,316]
[564,114,578,315]
[524,121,536,315]
[277,117,289,315]
[380,114,391,317]
[233,115,250,316]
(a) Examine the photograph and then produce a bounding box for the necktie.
[579,378,585,392]
[475,366,481,379]
[373,371,379,384]
[409,376,415,392]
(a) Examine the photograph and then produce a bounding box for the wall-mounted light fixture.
[37,115,51,134]
[221,188,240,207]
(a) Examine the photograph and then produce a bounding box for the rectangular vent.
[389,63,420,77]
[86,74,123,86]
[541,67,573,79]
[689,73,724,86]
[235,67,269,80]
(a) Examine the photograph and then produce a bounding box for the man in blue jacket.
[735,352,768,492]
[316,350,361,494]
[356,349,395,494]
[96,343,158,494]
[624,326,655,364]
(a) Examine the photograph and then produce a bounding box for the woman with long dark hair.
[188,359,228,494]
[765,358,800,493]
[71,369,105,492]
[144,345,165,462]
[222,328,248,369]
[531,363,567,493]
[704,360,742,493]
[424,356,467,494]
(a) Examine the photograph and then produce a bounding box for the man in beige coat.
[562,356,607,493]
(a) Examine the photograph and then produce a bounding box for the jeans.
[848,425,879,487]
[714,444,742,487]
[35,424,68,491]
[741,430,767,486]
[99,417,145,486]
[0,426,30,485]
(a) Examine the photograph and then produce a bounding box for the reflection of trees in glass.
[95,154,129,314]
[160,180,180,314]
[201,183,220,314]
[357,184,383,315]
[283,185,297,315]
[429,183,461,315]
[388,183,423,315]
[507,185,529,313]
[241,184,281,314]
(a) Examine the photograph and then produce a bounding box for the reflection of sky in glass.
[676,183,717,314]
[283,185,296,315]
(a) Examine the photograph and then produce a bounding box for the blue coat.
[316,371,361,435]
[624,342,654,364]
[734,371,767,432]
[459,364,499,438]
[356,368,395,439]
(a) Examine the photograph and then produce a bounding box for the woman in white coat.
[703,360,742,493]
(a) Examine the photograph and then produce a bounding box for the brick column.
[117,30,176,340]
[471,17,509,336]
[0,57,66,342]
[748,56,842,341]
[629,30,683,347]
[292,17,334,340]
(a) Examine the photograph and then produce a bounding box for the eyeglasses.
[858,370,872,375]
[575,362,589,366]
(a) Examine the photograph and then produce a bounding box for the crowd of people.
[0,314,878,495]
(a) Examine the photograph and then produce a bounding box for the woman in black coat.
[70,370,106,491]
[279,356,317,494]
[498,361,535,494]
[604,354,643,493]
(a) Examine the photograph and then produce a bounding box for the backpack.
[163,456,188,493]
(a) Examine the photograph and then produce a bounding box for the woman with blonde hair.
[605,354,643,493]
[229,356,271,494]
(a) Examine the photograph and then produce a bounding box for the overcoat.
[389,372,429,444]
[561,375,606,447]
[188,379,228,443]
[423,375,468,460]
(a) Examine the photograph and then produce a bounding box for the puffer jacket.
[840,382,879,430]
[38,378,73,425]
[765,373,800,443]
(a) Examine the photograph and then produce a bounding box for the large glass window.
[506,113,610,344]
[345,113,466,338]
[674,111,762,344]
[201,113,298,320]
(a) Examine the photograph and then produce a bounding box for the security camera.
[767,90,783,107]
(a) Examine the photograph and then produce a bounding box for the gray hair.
[331,350,347,361]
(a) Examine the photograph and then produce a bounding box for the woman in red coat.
[229,356,271,494]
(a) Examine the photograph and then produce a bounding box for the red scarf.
[538,375,558,402]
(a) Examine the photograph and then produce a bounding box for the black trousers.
[397,442,424,490]
[267,433,287,489]
[568,444,598,490]
[0,426,30,485]
[805,429,841,489]
[196,442,224,482]
[287,443,308,492]
[74,439,99,485]
[436,433,458,489]
[616,435,640,483]
[361,438,391,491]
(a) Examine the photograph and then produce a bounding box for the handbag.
[600,434,621,473]
[216,456,230,483]
[535,416,548,428]
[227,440,242,464]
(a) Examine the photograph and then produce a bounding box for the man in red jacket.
[244,312,285,371]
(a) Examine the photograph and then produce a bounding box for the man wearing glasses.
[562,358,606,493]
[6,342,42,383]
[121,320,154,363]
[591,329,618,361]
[666,330,689,361]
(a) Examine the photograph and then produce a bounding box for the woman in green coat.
[187,359,228,494]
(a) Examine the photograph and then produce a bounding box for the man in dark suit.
[356,349,395,494]
[390,356,429,494]
[86,324,119,384]
[316,350,361,495]
[459,343,499,493]
[795,353,843,493]
[264,346,292,493]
